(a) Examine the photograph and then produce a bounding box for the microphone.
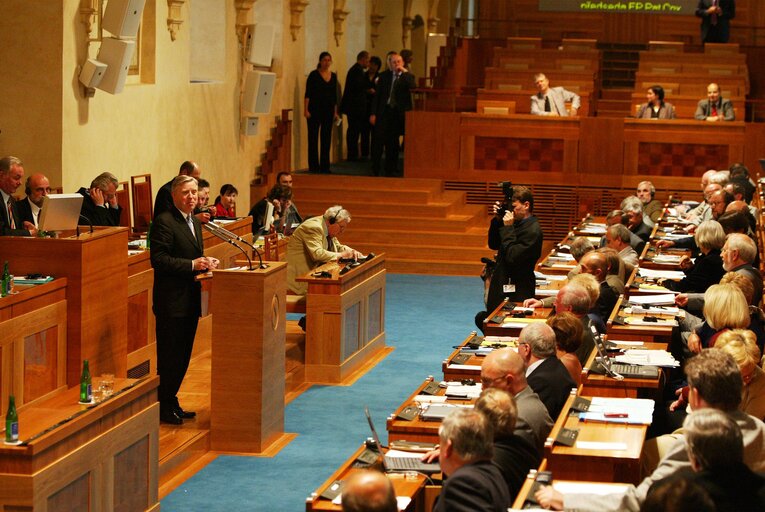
[203,223,254,271]
[207,221,267,269]
[77,214,94,237]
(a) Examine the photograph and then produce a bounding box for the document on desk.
[578,397,654,425]
[414,395,447,403]
[333,494,412,509]
[625,305,681,316]
[577,225,606,235]
[535,288,560,297]
[443,383,482,399]
[614,350,679,367]
[639,268,686,280]
[628,294,677,306]
[651,254,683,264]
[535,272,567,281]
[623,316,678,327]
[551,482,632,496]
[482,336,518,345]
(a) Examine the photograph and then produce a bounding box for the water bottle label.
[87,384,92,401]
[9,422,18,441]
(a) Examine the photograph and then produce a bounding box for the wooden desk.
[483,299,554,337]
[127,250,155,379]
[606,296,676,344]
[442,332,520,381]
[0,377,159,511]
[638,246,689,271]
[297,255,387,384]
[0,279,68,415]
[305,445,429,511]
[0,227,129,387]
[386,379,475,444]
[579,343,665,399]
[544,394,647,484]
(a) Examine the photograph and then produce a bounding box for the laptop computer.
[364,406,440,473]
[589,326,660,380]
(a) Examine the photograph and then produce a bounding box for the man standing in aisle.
[151,175,219,424]
[370,52,415,176]
[341,51,372,162]
[476,185,543,331]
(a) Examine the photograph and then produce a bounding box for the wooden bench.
[477,99,516,115]
[477,88,593,116]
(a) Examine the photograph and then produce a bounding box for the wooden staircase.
[292,174,493,275]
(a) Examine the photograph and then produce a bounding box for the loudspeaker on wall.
[96,37,136,94]
[79,58,108,88]
[245,24,274,67]
[242,117,259,136]
[103,0,147,39]
[242,71,276,114]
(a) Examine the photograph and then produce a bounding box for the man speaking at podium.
[286,205,362,297]
[151,175,219,425]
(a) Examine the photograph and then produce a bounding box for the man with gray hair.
[0,156,36,236]
[433,408,512,512]
[722,233,762,305]
[604,223,639,269]
[286,205,363,296]
[518,323,576,420]
[341,470,397,512]
[636,180,663,223]
[77,171,122,226]
[621,195,653,238]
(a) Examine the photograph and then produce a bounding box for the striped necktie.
[6,197,16,229]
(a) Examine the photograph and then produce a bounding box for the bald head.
[341,470,397,512]
[725,200,748,214]
[481,348,527,394]
[579,252,608,282]
[25,173,50,207]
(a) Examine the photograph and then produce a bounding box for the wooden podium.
[0,227,128,387]
[297,254,387,384]
[210,262,287,452]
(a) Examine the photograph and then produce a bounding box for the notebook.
[364,407,440,473]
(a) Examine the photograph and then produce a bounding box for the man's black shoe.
[175,407,196,419]
[160,409,183,425]
[298,315,307,331]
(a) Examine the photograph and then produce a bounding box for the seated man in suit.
[0,156,36,236]
[276,171,303,231]
[341,470,397,512]
[479,348,553,455]
[77,171,122,226]
[248,183,293,236]
[530,73,580,117]
[579,251,620,323]
[517,323,576,421]
[636,180,664,224]
[17,173,50,229]
[621,196,653,239]
[433,408,512,512]
[695,82,735,122]
[155,160,209,223]
[604,223,639,272]
[286,205,362,296]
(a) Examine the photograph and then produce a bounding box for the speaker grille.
[127,360,150,379]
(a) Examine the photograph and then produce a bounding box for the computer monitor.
[38,194,84,232]
[263,202,275,232]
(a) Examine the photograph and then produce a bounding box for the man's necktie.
[711,104,718,117]
[388,73,399,106]
[186,214,196,239]
[544,96,551,113]
[711,0,718,25]
[6,198,16,230]
[327,235,335,252]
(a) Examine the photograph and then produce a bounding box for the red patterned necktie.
[6,198,15,229]
[711,104,718,117]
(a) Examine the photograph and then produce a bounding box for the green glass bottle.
[80,360,92,403]
[5,395,18,443]
[1,261,9,297]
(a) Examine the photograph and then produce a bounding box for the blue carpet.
[161,274,480,511]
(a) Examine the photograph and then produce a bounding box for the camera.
[495,181,514,218]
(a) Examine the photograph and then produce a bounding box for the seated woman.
[716,329,765,421]
[547,311,583,386]
[248,183,293,235]
[687,283,750,354]
[212,184,238,218]
[719,272,765,353]
[663,220,725,293]
[636,85,676,120]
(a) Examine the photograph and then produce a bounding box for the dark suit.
[664,249,724,293]
[597,281,619,323]
[77,187,121,226]
[153,179,174,219]
[493,434,541,501]
[370,69,415,176]
[0,193,31,236]
[340,62,370,160]
[433,459,512,512]
[696,0,735,43]
[16,198,35,227]
[527,357,577,420]
[150,207,204,412]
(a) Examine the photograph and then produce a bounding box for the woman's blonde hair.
[703,283,750,331]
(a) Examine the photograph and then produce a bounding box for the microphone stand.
[203,223,254,271]
[206,220,267,269]
[77,214,94,237]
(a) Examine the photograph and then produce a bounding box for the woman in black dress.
[304,52,339,173]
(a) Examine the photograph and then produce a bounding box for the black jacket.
[487,215,543,311]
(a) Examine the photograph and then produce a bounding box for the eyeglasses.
[480,375,505,387]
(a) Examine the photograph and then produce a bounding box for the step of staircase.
[289,174,491,275]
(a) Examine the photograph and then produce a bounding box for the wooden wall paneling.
[579,117,624,174]
[404,112,461,176]
[744,123,765,171]
[126,267,155,377]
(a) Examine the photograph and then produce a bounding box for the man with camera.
[476,184,543,331]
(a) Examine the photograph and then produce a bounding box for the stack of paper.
[625,305,681,316]
[443,382,482,399]
[628,294,677,306]
[578,397,654,424]
[614,350,680,367]
[639,268,686,280]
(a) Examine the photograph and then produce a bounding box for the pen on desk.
[604,412,629,418]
